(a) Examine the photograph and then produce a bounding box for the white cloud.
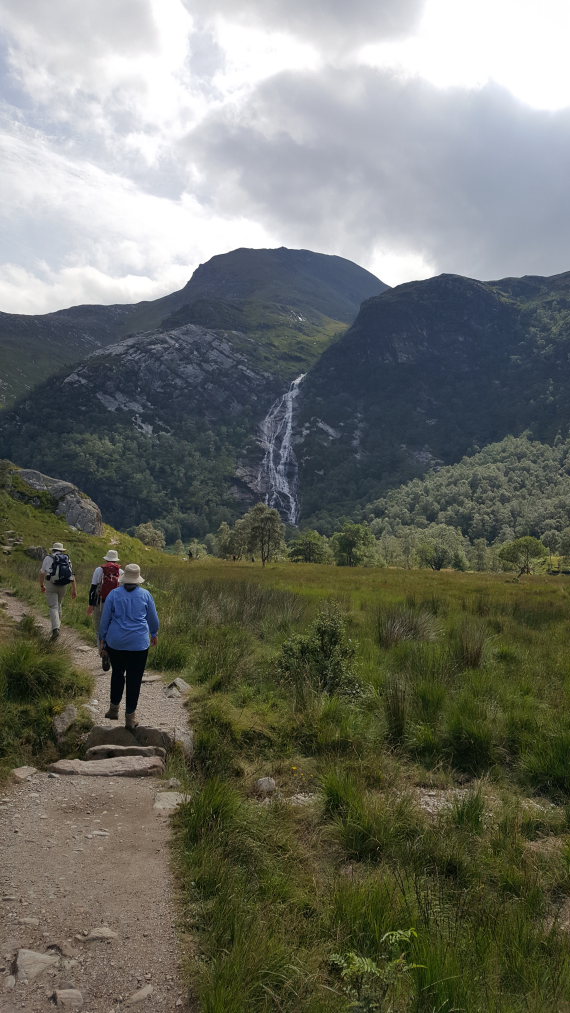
[0,129,277,312]
[359,0,570,111]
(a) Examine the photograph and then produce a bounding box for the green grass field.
[144,559,570,1012]
[3,488,570,1010]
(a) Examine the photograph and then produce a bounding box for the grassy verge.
[161,562,570,1011]
[0,612,92,781]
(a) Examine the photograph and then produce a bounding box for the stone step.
[48,756,165,777]
[85,744,166,760]
[84,724,193,759]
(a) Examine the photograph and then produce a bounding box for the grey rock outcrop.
[15,468,103,535]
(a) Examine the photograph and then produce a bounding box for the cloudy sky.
[1,0,570,312]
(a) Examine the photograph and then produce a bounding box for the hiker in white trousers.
[39,541,77,639]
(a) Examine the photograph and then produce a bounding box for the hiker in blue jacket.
[99,563,159,729]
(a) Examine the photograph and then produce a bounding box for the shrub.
[277,601,359,706]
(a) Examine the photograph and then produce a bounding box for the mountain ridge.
[0,247,387,407]
[0,247,387,536]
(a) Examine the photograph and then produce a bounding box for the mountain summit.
[0,247,386,534]
[0,247,386,407]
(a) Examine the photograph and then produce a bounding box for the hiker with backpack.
[99,563,159,729]
[87,549,123,667]
[39,541,77,640]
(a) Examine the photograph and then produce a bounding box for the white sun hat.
[103,549,120,561]
[51,542,65,552]
[119,563,145,585]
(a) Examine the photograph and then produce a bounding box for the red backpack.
[100,562,121,602]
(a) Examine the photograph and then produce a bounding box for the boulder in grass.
[255,777,277,796]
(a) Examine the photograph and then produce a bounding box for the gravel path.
[0,590,188,735]
[0,591,194,1012]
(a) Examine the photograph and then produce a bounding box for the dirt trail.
[0,591,194,1012]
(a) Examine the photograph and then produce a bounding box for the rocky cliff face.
[295,270,570,528]
[9,467,103,535]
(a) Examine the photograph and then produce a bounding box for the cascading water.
[258,374,305,525]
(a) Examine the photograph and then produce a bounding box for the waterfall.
[258,374,305,525]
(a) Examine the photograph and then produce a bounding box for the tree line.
[133,506,559,574]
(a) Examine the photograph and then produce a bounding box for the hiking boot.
[51,628,60,641]
[101,651,110,672]
[125,711,138,730]
[105,703,119,720]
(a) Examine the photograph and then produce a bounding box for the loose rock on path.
[0,590,193,1011]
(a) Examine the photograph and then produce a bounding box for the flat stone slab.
[85,744,166,760]
[48,756,165,778]
[11,765,37,782]
[153,791,189,811]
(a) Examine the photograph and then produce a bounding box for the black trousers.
[107,647,149,713]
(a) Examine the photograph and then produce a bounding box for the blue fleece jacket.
[99,585,159,651]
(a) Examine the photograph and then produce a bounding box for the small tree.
[417,540,452,571]
[245,503,285,566]
[133,521,165,549]
[498,536,548,576]
[289,529,332,564]
[542,530,561,570]
[332,523,379,566]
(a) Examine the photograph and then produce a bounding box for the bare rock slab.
[53,988,84,1008]
[85,744,166,760]
[11,765,37,782]
[154,791,189,811]
[16,948,59,981]
[48,756,165,777]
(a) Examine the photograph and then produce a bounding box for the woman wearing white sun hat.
[98,563,159,729]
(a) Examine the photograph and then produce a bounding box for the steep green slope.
[0,250,386,536]
[297,270,570,529]
[366,434,570,543]
[0,247,387,407]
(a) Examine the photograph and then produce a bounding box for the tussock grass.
[0,617,91,775]
[375,605,440,649]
